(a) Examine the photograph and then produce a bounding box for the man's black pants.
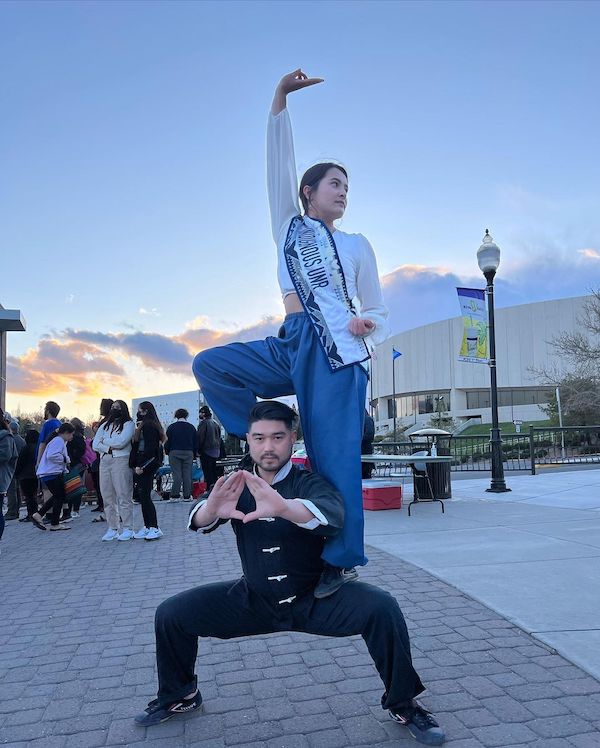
[199,453,218,489]
[154,579,424,710]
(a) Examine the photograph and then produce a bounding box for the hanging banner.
[456,287,488,363]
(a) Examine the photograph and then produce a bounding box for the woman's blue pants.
[192,312,368,569]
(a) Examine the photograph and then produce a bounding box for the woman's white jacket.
[92,421,135,458]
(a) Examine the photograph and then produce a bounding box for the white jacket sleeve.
[92,426,109,455]
[267,108,301,244]
[356,235,390,346]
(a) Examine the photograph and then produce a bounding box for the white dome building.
[370,295,591,434]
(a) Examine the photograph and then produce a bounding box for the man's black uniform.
[154,461,425,714]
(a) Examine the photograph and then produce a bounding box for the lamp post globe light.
[477,230,511,493]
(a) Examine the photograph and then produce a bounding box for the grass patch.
[459,420,552,436]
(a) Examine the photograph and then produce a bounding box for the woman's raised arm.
[271,69,323,115]
[267,70,324,242]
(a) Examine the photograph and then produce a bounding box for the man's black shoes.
[389,701,445,745]
[135,691,203,726]
[314,563,359,598]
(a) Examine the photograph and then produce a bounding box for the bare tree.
[533,290,600,425]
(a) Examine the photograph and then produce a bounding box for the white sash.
[284,215,370,371]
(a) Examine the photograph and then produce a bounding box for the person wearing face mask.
[193,70,389,599]
[130,401,165,541]
[92,400,135,541]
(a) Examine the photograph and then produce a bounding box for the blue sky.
[2,0,599,415]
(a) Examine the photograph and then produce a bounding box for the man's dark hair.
[175,408,189,419]
[45,401,60,418]
[199,406,212,418]
[58,423,75,435]
[247,401,298,432]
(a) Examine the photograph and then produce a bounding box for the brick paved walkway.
[1,502,600,747]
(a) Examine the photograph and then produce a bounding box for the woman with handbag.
[131,401,165,541]
[92,400,135,542]
[32,423,75,532]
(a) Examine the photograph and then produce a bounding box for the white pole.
[556,386,566,460]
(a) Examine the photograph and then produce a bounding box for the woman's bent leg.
[192,339,294,439]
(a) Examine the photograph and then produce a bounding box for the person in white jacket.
[32,423,74,531]
[92,400,135,541]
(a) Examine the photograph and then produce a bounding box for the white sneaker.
[71,511,80,518]
[169,497,181,503]
[101,528,119,541]
[133,527,149,539]
[117,528,134,541]
[145,527,164,541]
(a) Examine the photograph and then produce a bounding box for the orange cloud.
[7,339,130,399]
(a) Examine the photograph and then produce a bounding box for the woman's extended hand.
[278,69,324,94]
[272,69,324,114]
[348,317,375,337]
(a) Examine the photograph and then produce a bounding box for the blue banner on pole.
[392,349,402,360]
[456,287,488,363]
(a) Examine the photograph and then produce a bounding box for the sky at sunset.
[2,0,599,419]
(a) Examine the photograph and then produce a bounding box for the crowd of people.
[0,398,223,545]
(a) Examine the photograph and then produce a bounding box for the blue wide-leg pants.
[192,312,368,568]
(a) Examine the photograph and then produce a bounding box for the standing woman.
[131,401,165,541]
[92,400,135,542]
[193,70,389,598]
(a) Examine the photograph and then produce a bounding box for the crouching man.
[135,401,444,746]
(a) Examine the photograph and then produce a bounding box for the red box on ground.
[362,481,402,510]
[291,456,311,470]
[192,481,207,498]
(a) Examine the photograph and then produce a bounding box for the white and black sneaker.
[389,701,445,745]
[134,690,203,726]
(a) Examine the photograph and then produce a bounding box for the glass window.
[498,389,512,407]
[466,389,490,409]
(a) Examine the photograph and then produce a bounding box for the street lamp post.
[477,230,511,493]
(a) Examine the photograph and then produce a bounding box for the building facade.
[370,295,590,434]
[132,390,208,430]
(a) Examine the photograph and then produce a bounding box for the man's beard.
[255,451,291,474]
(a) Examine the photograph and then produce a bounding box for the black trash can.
[409,430,452,500]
